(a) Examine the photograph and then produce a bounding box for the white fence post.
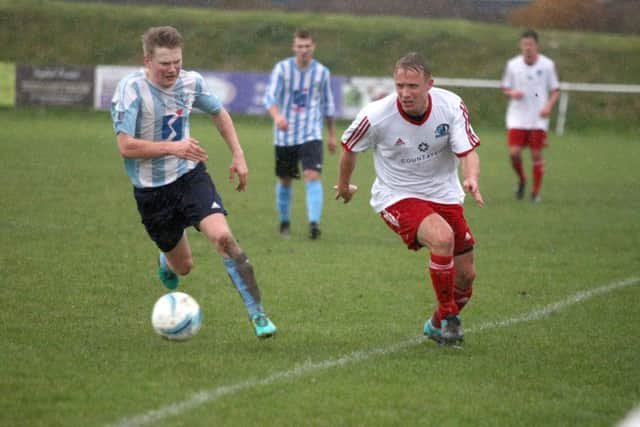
[556,90,570,136]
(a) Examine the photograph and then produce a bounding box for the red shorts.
[380,198,475,254]
[508,129,547,149]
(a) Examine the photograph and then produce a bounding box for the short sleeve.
[193,72,222,114]
[501,61,514,90]
[263,62,283,109]
[111,77,140,135]
[321,68,335,118]
[450,100,480,157]
[341,108,373,153]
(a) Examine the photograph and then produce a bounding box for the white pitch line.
[107,276,640,427]
[617,404,640,427]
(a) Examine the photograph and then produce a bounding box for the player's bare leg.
[200,213,277,338]
[158,232,193,289]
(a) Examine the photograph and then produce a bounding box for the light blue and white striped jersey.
[264,58,335,146]
[111,69,222,188]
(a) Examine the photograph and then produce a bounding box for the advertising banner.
[200,70,345,118]
[16,64,94,107]
[341,76,395,118]
[94,65,139,110]
[95,65,344,118]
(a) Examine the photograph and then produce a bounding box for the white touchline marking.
[617,404,640,427]
[107,276,640,427]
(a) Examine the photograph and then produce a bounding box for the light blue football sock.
[159,252,171,272]
[223,255,263,319]
[305,180,323,224]
[276,182,292,222]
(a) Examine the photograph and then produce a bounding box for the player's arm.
[502,87,524,100]
[264,65,288,131]
[459,150,484,208]
[325,116,337,154]
[501,63,523,100]
[116,132,208,162]
[336,149,358,204]
[267,104,288,131]
[211,108,248,192]
[540,88,560,118]
[112,86,206,161]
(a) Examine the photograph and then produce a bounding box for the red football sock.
[454,286,473,312]
[532,160,544,195]
[510,154,526,183]
[429,254,457,324]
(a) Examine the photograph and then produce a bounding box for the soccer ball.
[151,292,202,341]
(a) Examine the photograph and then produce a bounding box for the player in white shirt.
[264,29,337,240]
[111,26,276,338]
[501,29,560,202]
[336,52,484,346]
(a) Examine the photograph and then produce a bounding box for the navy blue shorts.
[133,162,227,252]
[275,140,323,179]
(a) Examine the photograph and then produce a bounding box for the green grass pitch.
[0,107,638,426]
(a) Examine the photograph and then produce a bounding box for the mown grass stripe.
[106,275,640,427]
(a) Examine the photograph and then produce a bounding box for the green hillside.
[1,0,638,130]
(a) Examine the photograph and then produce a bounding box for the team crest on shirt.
[435,123,450,138]
[162,113,184,141]
[293,89,308,110]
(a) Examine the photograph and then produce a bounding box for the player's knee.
[430,230,455,254]
[457,266,476,287]
[303,170,321,181]
[173,257,193,276]
[216,232,239,257]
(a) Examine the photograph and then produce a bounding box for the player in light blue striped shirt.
[264,29,336,239]
[111,26,276,338]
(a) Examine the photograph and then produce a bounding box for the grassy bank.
[0,0,638,130]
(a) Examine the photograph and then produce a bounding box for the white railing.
[436,78,640,135]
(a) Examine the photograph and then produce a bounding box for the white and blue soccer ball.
[151,292,202,341]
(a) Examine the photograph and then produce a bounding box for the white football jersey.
[342,88,480,212]
[501,54,560,130]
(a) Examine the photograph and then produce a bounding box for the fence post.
[555,89,570,136]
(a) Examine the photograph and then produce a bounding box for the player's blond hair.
[142,26,184,57]
[394,52,432,78]
[294,28,313,41]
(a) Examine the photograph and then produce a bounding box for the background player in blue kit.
[111,26,276,338]
[264,29,337,239]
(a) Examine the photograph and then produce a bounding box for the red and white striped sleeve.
[341,111,372,152]
[452,100,480,157]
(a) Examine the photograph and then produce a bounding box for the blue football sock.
[223,256,263,319]
[276,182,292,222]
[159,252,173,273]
[306,180,323,224]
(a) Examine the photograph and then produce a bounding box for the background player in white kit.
[502,29,560,202]
[336,52,484,346]
[264,29,337,239]
[111,26,276,338]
